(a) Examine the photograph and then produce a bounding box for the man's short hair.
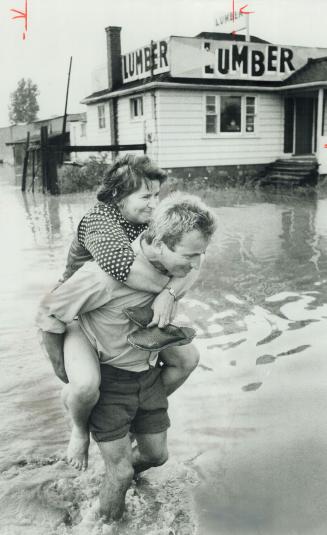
[143,192,217,249]
[97,154,167,204]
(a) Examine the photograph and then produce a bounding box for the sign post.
[245,13,249,42]
[214,3,254,40]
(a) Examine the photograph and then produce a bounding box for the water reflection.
[2,180,327,534]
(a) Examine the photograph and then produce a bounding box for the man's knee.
[117,461,134,485]
[144,447,169,467]
[107,458,134,487]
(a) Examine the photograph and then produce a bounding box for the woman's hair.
[97,154,167,204]
[143,192,217,249]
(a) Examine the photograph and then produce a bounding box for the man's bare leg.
[159,344,200,397]
[97,436,134,521]
[97,432,168,521]
[63,323,100,470]
[133,431,168,474]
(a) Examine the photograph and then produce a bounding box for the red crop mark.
[240,4,255,15]
[10,0,28,40]
[324,144,327,148]
[232,0,255,38]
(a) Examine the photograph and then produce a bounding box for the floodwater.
[1,165,327,534]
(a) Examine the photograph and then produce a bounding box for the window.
[245,96,256,133]
[221,96,241,132]
[98,104,106,129]
[80,122,86,137]
[205,95,257,135]
[205,96,217,134]
[130,97,143,119]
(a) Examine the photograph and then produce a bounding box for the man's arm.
[148,268,201,328]
[126,242,201,328]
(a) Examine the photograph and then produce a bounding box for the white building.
[82,27,327,183]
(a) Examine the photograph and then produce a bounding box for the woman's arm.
[81,208,196,326]
[82,210,169,292]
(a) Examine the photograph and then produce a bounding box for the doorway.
[295,97,314,155]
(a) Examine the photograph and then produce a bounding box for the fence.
[21,126,147,194]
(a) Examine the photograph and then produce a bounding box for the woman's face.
[118,179,160,224]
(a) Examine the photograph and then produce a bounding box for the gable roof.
[283,56,327,86]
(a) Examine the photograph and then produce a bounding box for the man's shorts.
[89,365,170,442]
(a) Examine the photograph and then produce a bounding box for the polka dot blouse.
[62,202,147,283]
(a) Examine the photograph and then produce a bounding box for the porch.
[280,57,327,175]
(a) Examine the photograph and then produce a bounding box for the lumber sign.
[122,40,169,83]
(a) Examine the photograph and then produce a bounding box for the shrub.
[59,154,110,193]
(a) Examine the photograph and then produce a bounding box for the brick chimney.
[105,26,122,91]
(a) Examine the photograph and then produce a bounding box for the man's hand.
[147,289,178,328]
[39,330,69,384]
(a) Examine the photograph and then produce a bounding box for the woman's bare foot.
[66,426,90,471]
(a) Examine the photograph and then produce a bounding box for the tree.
[8,78,40,124]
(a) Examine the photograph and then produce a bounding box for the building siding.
[117,93,157,159]
[155,89,284,168]
[0,126,26,165]
[69,121,91,162]
[81,103,114,162]
[86,103,112,145]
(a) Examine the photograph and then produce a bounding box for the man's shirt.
[38,238,169,372]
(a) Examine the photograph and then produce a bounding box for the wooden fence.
[21,126,147,194]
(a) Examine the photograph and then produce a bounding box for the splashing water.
[2,170,327,534]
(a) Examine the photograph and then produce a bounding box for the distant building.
[82,27,327,181]
[1,113,86,169]
[0,124,28,166]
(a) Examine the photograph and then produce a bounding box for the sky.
[0,0,326,127]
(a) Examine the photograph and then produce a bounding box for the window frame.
[130,96,144,120]
[80,122,86,137]
[97,104,106,129]
[204,94,258,137]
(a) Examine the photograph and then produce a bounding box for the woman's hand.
[147,289,178,328]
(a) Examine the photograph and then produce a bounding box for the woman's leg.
[159,343,200,397]
[62,321,100,470]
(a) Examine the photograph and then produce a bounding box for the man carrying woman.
[39,155,200,470]
[38,192,217,520]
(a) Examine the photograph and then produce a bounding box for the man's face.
[158,230,209,277]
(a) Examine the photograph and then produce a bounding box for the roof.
[6,131,69,146]
[33,112,86,124]
[82,71,283,103]
[195,32,270,44]
[83,34,327,104]
[82,88,110,102]
[283,56,327,86]
[83,61,327,103]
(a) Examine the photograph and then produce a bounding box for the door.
[295,97,314,155]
